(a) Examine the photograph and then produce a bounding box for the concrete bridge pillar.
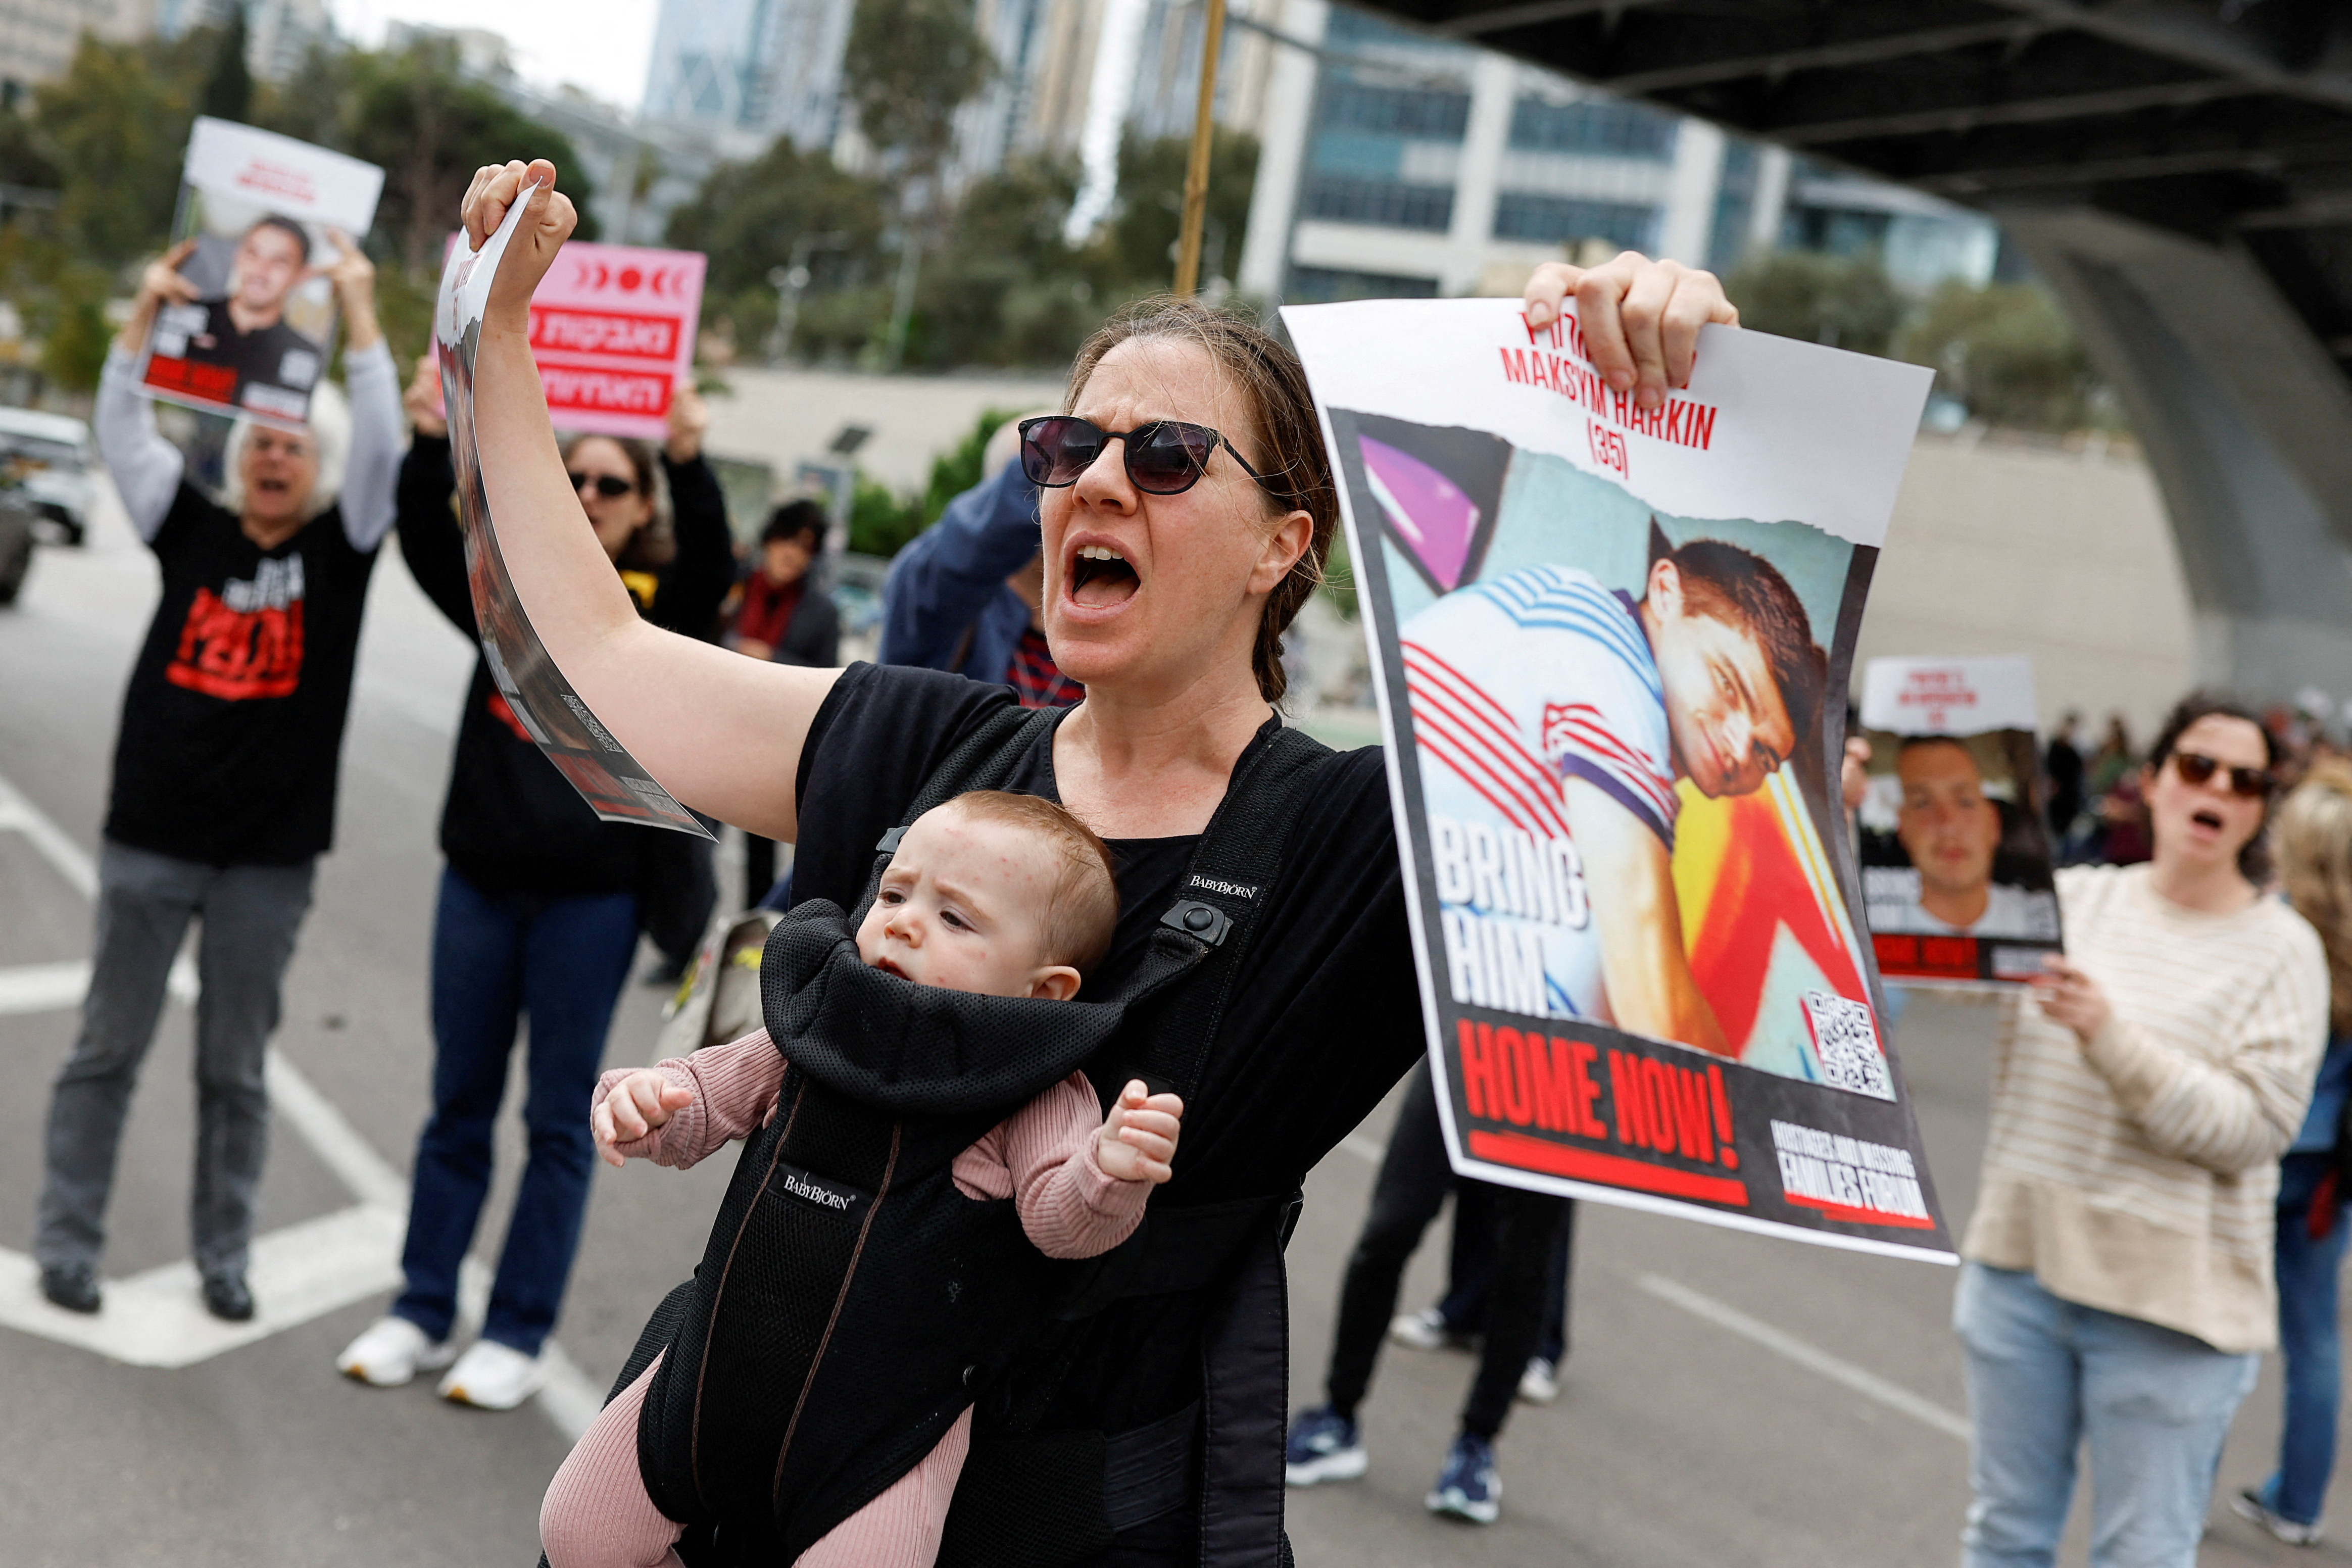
[2001,208,2352,705]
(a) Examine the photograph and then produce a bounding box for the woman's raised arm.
[459,160,838,841]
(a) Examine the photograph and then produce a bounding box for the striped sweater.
[1963,863,2329,1352]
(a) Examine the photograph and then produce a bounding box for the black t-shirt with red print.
[105,483,380,866]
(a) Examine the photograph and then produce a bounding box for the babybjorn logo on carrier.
[774,1160,871,1219]
[1187,875,1258,900]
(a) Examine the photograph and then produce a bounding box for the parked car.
[0,486,36,604]
[0,407,95,546]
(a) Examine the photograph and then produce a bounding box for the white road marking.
[1636,1272,1971,1441]
[1339,1132,1387,1164]
[0,1206,403,1368]
[0,960,92,1016]
[0,767,598,1438]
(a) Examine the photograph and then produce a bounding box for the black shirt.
[793,663,1424,1436]
[397,434,738,896]
[189,301,322,416]
[105,484,379,866]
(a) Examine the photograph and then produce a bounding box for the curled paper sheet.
[434,187,713,839]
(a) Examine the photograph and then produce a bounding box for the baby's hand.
[593,1069,694,1167]
[1097,1080,1184,1185]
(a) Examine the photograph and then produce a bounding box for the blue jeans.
[1954,1262,2258,1568]
[393,867,639,1354]
[2256,1152,2352,1527]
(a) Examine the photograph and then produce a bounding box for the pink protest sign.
[507,239,704,439]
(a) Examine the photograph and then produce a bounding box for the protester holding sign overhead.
[443,159,1733,1563]
[332,356,733,1412]
[31,228,400,1325]
[1957,696,2326,1568]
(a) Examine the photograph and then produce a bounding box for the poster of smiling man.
[1286,297,1949,1259]
[1857,655,2063,986]
[138,117,384,426]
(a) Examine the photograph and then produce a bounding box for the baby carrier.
[576,703,1339,1568]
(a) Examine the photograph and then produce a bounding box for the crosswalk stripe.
[0,766,602,1438]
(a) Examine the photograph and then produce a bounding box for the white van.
[0,407,95,546]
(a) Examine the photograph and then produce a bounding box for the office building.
[3,0,149,98]
[640,0,857,158]
[1238,0,2000,304]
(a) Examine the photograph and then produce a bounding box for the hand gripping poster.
[1857,656,2064,986]
[434,188,711,838]
[139,117,385,426]
[1285,297,1951,1261]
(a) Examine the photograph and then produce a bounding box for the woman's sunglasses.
[569,471,637,499]
[1019,415,1281,498]
[2171,751,2273,799]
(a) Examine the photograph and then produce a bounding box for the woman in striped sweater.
[1955,695,2329,1568]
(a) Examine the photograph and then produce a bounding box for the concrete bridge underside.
[1344,0,2352,700]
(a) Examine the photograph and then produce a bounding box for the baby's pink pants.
[540,1351,971,1568]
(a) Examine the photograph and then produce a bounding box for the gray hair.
[219,378,350,522]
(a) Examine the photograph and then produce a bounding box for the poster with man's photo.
[1286,297,1951,1261]
[432,184,711,838]
[1857,656,2063,987]
[138,117,385,426]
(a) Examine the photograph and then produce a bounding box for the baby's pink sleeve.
[953,1073,1151,1259]
[592,1031,786,1169]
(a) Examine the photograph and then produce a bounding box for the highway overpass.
[1344,0,2352,699]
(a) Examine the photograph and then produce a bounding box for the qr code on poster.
[1802,991,1894,1100]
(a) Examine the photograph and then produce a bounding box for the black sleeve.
[651,454,738,641]
[777,591,841,669]
[392,435,476,636]
[1169,748,1426,1201]
[789,663,1020,907]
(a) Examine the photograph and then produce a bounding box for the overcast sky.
[329,0,664,115]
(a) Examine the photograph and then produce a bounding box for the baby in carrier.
[539,790,1182,1568]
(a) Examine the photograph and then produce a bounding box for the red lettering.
[1458,1019,1498,1119]
[1609,1049,1652,1148]
[1525,1036,1568,1134]
[1706,1063,1738,1170]
[1495,1027,1535,1126]
[166,588,305,700]
[1639,1059,1681,1153]
[1567,1041,1606,1139]
[1667,1064,1716,1163]
[1684,401,1718,450]
[1499,347,1531,384]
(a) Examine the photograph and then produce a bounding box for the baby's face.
[856,807,1077,999]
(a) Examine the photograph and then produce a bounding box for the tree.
[0,100,60,191]
[841,0,994,179]
[1901,280,2103,432]
[663,135,890,357]
[848,407,1018,556]
[1723,249,1906,357]
[32,30,217,264]
[1100,129,1259,292]
[910,155,1094,367]
[200,5,254,125]
[259,37,599,272]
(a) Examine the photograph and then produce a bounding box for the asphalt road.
[0,489,2338,1567]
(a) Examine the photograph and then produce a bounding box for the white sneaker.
[336,1315,456,1388]
[1389,1307,1472,1351]
[437,1338,547,1411]
[1517,1356,1560,1405]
